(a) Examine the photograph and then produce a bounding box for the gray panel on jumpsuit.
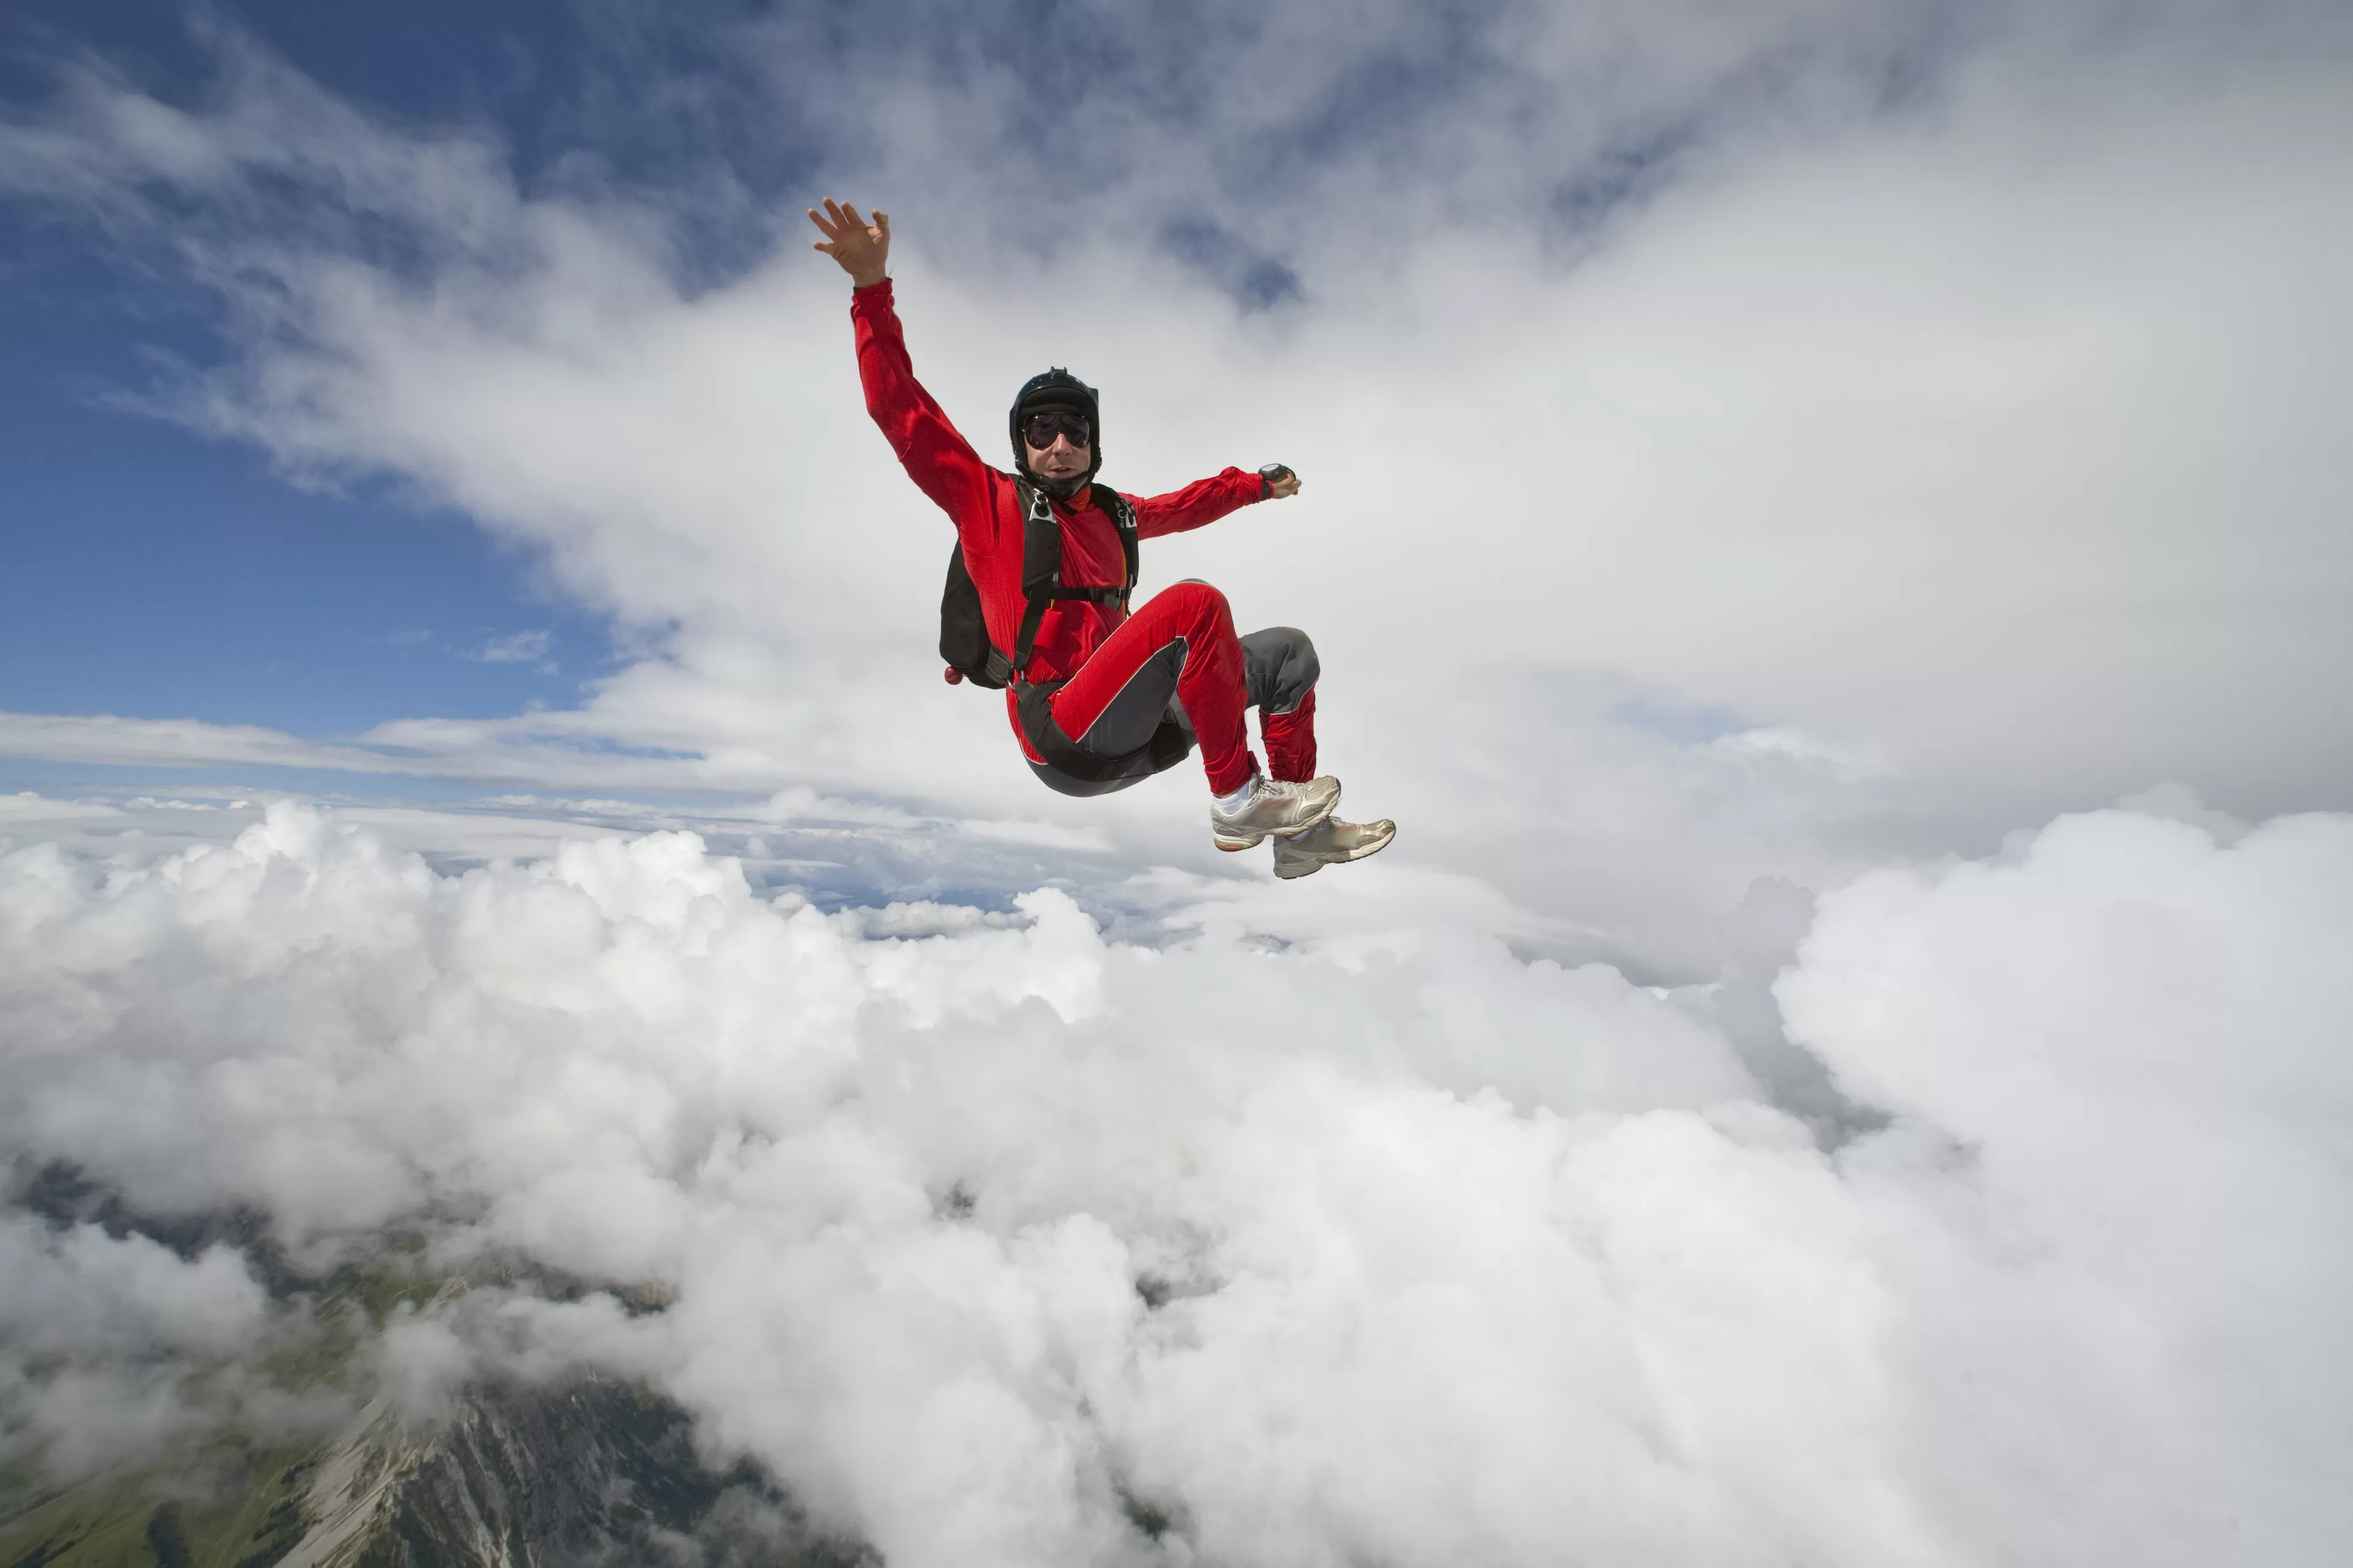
[1028,626,1319,797]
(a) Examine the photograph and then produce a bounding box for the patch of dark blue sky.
[1157,219,1300,312]
[0,318,605,735]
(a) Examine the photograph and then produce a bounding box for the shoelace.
[1218,777,1304,817]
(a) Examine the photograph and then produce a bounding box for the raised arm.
[810,200,994,524]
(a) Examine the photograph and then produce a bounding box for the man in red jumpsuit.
[811,199,1393,878]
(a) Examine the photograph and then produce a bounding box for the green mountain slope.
[3,1376,863,1568]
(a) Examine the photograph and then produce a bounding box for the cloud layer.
[4,800,2345,1564]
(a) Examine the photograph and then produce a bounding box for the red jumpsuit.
[852,280,1317,796]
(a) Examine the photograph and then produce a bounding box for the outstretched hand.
[808,198,890,289]
[1262,465,1302,500]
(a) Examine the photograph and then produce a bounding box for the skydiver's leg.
[1048,581,1255,794]
[1227,623,1390,875]
[1238,626,1319,783]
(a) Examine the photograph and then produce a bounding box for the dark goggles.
[1022,410,1092,450]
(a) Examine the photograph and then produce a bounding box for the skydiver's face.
[1022,410,1092,483]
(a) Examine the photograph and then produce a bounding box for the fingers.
[808,199,886,276]
[807,197,860,236]
[808,198,886,239]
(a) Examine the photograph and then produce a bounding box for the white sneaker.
[1210,773,1341,850]
[1272,817,1395,878]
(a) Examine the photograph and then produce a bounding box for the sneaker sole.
[1272,822,1395,877]
[1211,793,1341,852]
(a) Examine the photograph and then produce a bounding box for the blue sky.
[0,2,773,756]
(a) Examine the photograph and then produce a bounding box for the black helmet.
[1009,367,1100,497]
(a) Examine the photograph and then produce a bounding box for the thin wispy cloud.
[468,628,553,667]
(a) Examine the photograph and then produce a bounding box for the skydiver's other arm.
[1132,463,1303,540]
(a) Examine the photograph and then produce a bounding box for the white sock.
[1213,779,1255,813]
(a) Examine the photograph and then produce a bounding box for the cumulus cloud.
[1,802,2344,1563]
[1781,808,2353,1564]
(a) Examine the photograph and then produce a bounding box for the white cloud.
[1716,726,1894,779]
[1780,807,2353,1564]
[0,791,122,823]
[0,711,427,775]
[469,628,553,666]
[958,817,1114,853]
[0,1214,278,1480]
[0,802,2344,1562]
[0,1219,268,1360]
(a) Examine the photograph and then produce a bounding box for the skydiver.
[810,198,1392,878]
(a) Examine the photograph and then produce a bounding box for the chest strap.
[1009,480,1138,680]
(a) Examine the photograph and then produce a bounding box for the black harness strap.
[1008,480,1137,677]
[1000,480,1184,784]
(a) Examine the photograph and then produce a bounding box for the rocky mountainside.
[1,1374,865,1568]
[4,1171,864,1568]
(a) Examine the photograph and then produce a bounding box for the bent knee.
[1243,625,1320,706]
[1255,626,1316,667]
[1162,579,1234,623]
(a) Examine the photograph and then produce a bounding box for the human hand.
[808,198,891,289]
[1260,463,1302,500]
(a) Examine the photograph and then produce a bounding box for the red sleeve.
[1131,467,1264,541]
[850,280,997,530]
